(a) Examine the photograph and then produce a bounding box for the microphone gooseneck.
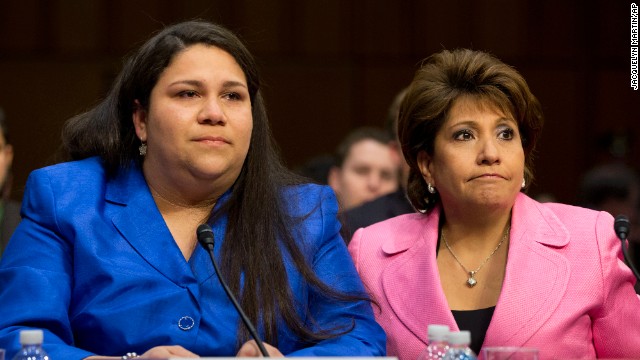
[613,215,640,282]
[196,224,270,357]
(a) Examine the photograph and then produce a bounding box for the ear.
[327,166,341,193]
[132,100,148,142]
[417,150,434,184]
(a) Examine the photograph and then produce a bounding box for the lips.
[471,173,507,180]
[194,135,231,144]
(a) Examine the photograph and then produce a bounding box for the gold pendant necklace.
[441,224,510,288]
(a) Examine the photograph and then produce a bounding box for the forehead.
[345,139,393,163]
[447,95,510,121]
[159,44,246,82]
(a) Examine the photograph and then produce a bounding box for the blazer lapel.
[381,210,459,346]
[485,193,570,348]
[105,165,199,288]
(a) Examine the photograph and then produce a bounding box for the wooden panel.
[0,61,110,200]
[51,1,103,53]
[264,61,354,166]
[350,0,412,57]
[0,0,636,207]
[524,69,586,204]
[0,0,49,54]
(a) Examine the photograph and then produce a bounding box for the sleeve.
[286,186,386,356]
[0,170,94,360]
[591,211,640,358]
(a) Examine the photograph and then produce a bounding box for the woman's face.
[133,44,253,191]
[417,96,525,213]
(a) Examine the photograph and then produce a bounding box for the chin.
[473,191,517,209]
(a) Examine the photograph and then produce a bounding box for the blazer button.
[178,316,195,330]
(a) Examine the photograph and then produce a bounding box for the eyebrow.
[449,117,515,128]
[167,79,248,89]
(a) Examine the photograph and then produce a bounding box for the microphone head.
[196,223,215,248]
[614,215,630,240]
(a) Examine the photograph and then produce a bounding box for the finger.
[166,345,200,357]
[236,340,261,357]
[142,345,199,358]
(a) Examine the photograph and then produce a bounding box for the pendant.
[466,271,477,287]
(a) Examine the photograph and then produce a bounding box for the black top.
[0,199,21,259]
[451,306,495,355]
[436,233,495,355]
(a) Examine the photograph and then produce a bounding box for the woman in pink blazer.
[348,49,640,359]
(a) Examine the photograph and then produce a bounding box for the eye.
[178,90,199,98]
[353,166,369,176]
[453,130,474,141]
[498,127,515,140]
[223,92,242,101]
[380,171,394,181]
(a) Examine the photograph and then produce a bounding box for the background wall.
[0,0,638,205]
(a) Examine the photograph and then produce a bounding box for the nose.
[198,98,226,125]
[477,138,500,165]
[366,173,383,193]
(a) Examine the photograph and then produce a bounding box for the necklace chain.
[441,224,510,288]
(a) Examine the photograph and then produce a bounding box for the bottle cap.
[427,324,450,342]
[447,330,471,345]
[19,329,43,345]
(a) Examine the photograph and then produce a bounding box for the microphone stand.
[197,224,270,357]
[614,215,640,282]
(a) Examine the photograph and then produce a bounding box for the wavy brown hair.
[397,49,544,211]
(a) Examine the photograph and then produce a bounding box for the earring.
[139,142,147,156]
[521,178,526,189]
[427,183,436,194]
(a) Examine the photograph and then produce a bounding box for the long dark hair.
[398,49,544,211]
[61,20,364,346]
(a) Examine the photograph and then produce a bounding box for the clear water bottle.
[12,329,50,360]
[442,330,476,360]
[417,324,450,360]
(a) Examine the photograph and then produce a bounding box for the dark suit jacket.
[0,199,21,258]
[339,189,414,243]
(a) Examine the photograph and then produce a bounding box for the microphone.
[196,224,270,357]
[614,215,630,240]
[613,215,640,282]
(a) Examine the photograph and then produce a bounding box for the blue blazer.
[0,157,386,359]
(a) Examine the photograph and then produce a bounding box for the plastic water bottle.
[442,330,476,360]
[417,324,450,360]
[12,329,50,360]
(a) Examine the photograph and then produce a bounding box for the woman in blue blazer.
[0,21,385,359]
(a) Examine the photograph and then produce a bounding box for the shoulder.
[283,183,338,215]
[22,157,113,215]
[349,211,434,256]
[27,157,107,188]
[363,212,428,237]
[519,194,607,233]
[514,194,615,250]
[540,201,602,222]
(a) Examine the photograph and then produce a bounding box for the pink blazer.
[349,193,640,359]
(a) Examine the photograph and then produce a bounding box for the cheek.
[240,123,253,153]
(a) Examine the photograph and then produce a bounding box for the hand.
[236,340,283,357]
[85,346,199,360]
[140,345,200,358]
